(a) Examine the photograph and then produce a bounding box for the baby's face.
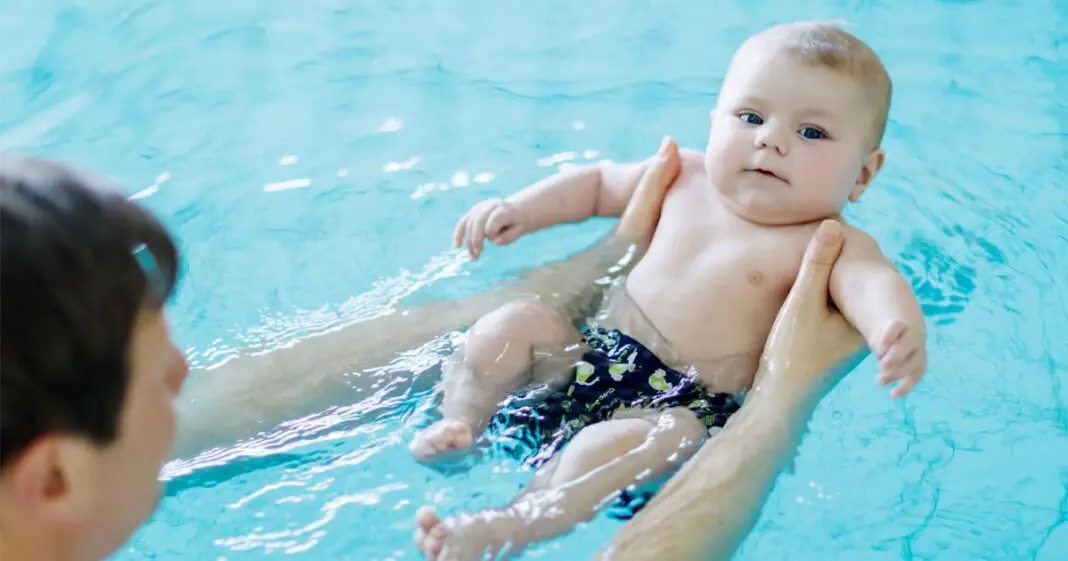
[704,47,884,225]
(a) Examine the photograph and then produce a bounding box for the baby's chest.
[648,187,815,297]
[654,210,808,284]
[701,237,803,297]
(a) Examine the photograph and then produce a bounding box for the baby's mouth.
[748,168,788,184]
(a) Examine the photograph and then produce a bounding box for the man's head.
[0,155,188,561]
[704,21,893,225]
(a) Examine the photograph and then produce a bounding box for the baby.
[412,21,927,561]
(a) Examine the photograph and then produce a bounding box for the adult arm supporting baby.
[172,235,629,459]
[596,220,868,561]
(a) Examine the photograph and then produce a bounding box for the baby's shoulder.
[817,219,886,261]
[679,147,705,162]
[678,148,706,173]
[667,148,707,189]
[840,221,883,251]
[773,219,880,257]
[795,218,878,243]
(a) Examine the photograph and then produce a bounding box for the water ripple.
[3,1,1064,560]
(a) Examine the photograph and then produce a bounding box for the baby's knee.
[640,408,708,453]
[566,418,655,465]
[456,298,577,372]
[473,298,574,345]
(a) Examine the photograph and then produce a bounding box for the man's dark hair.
[1,155,181,470]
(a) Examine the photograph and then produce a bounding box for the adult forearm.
[172,232,639,460]
[596,402,802,559]
[597,362,853,561]
[172,294,501,459]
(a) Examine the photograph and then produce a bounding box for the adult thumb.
[788,219,845,308]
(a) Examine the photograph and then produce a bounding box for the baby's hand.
[870,319,927,398]
[453,198,530,261]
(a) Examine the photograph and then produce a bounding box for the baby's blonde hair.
[746,20,893,147]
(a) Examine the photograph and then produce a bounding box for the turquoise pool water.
[2,0,1065,559]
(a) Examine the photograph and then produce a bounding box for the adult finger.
[783,219,845,313]
[616,137,680,245]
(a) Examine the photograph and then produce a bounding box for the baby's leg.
[410,298,583,462]
[415,407,707,561]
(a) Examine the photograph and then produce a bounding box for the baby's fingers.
[465,217,482,259]
[875,349,910,386]
[491,225,522,246]
[890,365,924,399]
[872,322,906,357]
[875,367,902,387]
[879,343,915,372]
[467,209,492,260]
[453,215,469,248]
[485,208,515,243]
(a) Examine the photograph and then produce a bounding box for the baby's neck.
[714,194,845,228]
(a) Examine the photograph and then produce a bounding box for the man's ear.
[850,148,886,202]
[3,436,99,526]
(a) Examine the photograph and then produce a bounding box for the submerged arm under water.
[171,232,642,461]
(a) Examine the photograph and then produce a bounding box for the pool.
[3,0,1065,559]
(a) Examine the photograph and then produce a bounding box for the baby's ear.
[850,148,886,202]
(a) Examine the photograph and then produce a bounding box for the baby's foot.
[414,506,528,561]
[409,420,475,462]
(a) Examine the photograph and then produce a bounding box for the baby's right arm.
[455,138,677,259]
[508,155,654,230]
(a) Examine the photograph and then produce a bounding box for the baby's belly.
[595,279,775,394]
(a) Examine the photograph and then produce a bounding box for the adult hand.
[614,137,682,250]
[756,219,867,390]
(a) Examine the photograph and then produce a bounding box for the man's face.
[0,309,188,561]
[85,310,188,558]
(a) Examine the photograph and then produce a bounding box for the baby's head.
[704,21,892,225]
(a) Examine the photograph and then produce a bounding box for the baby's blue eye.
[799,127,826,140]
[740,112,763,125]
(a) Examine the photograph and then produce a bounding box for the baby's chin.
[717,189,836,226]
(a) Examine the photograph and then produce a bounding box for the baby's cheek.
[808,161,853,200]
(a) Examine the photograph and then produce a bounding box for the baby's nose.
[755,126,789,156]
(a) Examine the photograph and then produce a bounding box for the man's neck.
[1,523,67,561]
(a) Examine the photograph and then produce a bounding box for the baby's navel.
[747,270,765,287]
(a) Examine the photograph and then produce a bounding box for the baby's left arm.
[829,227,927,398]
